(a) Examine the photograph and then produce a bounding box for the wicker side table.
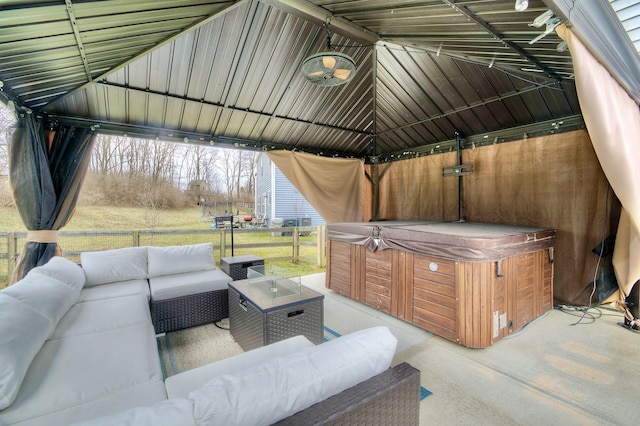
[228,278,324,351]
[221,255,265,281]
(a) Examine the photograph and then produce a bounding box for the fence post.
[7,232,16,282]
[220,229,226,258]
[293,227,299,263]
[133,230,140,247]
[317,225,326,267]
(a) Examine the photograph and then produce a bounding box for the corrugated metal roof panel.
[2,0,635,160]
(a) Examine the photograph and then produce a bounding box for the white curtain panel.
[557,25,640,311]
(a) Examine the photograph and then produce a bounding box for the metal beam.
[378,79,568,135]
[64,0,92,82]
[545,0,640,104]
[46,113,358,159]
[96,81,369,136]
[261,0,379,44]
[374,114,585,164]
[441,0,564,81]
[45,0,249,109]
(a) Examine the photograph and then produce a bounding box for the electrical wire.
[330,40,574,93]
[569,185,611,325]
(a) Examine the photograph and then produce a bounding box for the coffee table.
[228,274,324,351]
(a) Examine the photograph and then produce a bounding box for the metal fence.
[0,226,326,288]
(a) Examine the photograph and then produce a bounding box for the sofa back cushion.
[0,257,84,410]
[81,247,148,286]
[147,243,215,278]
[188,326,397,426]
[30,256,86,292]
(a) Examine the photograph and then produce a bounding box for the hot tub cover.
[328,221,555,261]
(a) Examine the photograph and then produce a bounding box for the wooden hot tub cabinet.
[326,222,555,348]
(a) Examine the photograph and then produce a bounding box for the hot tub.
[326,221,555,348]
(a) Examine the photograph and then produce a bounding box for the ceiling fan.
[300,23,356,87]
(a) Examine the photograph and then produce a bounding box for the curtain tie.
[26,230,59,243]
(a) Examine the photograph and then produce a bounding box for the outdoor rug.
[157,321,431,401]
[156,319,242,378]
[157,322,349,378]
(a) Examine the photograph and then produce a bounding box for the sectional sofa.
[78,243,233,333]
[0,246,420,425]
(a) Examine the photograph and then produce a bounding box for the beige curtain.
[267,150,364,223]
[366,131,614,304]
[558,25,640,315]
[375,153,459,222]
[463,131,615,305]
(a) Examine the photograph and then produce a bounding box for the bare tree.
[0,104,15,178]
[243,151,257,195]
[218,148,241,201]
[0,104,16,206]
[216,148,257,202]
[90,134,119,175]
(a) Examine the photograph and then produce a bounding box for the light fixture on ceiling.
[528,10,560,45]
[300,23,356,87]
[515,0,528,12]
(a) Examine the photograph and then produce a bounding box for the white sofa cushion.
[79,279,150,303]
[81,247,148,286]
[147,243,215,278]
[0,257,84,410]
[0,294,53,411]
[188,326,397,426]
[52,295,151,340]
[0,321,166,425]
[4,257,84,325]
[149,269,230,301]
[165,335,315,399]
[71,398,197,426]
[29,255,86,291]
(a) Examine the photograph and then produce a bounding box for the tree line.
[0,105,257,209]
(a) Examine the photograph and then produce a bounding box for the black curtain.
[8,111,95,282]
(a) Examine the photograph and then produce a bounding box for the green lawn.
[0,205,213,231]
[0,205,326,287]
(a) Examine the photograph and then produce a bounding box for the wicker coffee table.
[228,276,324,351]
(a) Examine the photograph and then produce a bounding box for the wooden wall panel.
[542,249,554,313]
[513,253,537,331]
[326,235,554,348]
[402,253,415,323]
[392,250,407,319]
[411,255,458,343]
[364,249,393,313]
[326,240,352,297]
[458,262,494,348]
[352,244,365,301]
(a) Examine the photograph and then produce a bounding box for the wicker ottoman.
[220,255,264,280]
[228,278,324,351]
[149,269,232,334]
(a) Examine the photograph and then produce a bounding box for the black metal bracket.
[442,164,474,177]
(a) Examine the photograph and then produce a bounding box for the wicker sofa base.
[151,288,229,334]
[275,362,420,425]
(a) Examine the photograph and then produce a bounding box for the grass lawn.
[0,205,213,231]
[0,205,326,286]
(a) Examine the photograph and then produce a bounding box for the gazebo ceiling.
[0,1,637,161]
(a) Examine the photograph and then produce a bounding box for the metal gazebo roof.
[0,0,638,161]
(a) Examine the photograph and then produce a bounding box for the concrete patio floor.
[301,273,640,426]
